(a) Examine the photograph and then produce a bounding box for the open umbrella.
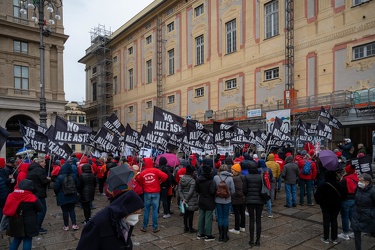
[155,153,180,167]
[318,150,338,171]
[106,165,134,190]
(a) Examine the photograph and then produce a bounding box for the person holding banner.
[5,158,17,193]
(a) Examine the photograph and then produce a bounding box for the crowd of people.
[0,139,374,249]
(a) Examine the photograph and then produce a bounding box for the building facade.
[0,0,68,158]
[80,0,375,149]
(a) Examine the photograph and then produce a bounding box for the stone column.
[57,46,65,95]
[44,44,51,92]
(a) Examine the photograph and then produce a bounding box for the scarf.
[3,189,37,216]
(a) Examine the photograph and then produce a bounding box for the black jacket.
[77,190,144,250]
[314,171,344,212]
[79,164,97,202]
[231,174,246,205]
[26,162,51,199]
[243,162,263,205]
[351,183,375,233]
[195,173,216,211]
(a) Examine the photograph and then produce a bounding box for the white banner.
[266,109,291,134]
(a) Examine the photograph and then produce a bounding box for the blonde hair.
[219,164,228,172]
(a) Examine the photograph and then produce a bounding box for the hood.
[80,156,89,164]
[249,162,259,174]
[18,179,34,192]
[267,153,275,161]
[143,158,154,169]
[60,163,73,175]
[285,155,294,163]
[82,164,92,173]
[257,159,267,169]
[159,156,168,166]
[109,190,144,220]
[28,162,41,172]
[243,153,251,160]
[19,163,30,173]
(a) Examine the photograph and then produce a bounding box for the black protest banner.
[124,124,141,150]
[306,123,317,135]
[0,125,10,151]
[271,116,292,141]
[19,123,48,153]
[186,120,214,149]
[316,120,332,141]
[139,125,147,144]
[153,106,184,134]
[103,113,125,136]
[255,129,267,148]
[187,119,205,142]
[351,155,374,178]
[247,129,257,145]
[53,116,92,144]
[26,120,47,133]
[94,127,120,153]
[88,132,105,152]
[319,106,342,129]
[45,125,72,159]
[231,127,249,145]
[166,132,184,151]
[266,134,285,147]
[213,122,236,143]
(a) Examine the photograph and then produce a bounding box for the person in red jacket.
[274,153,284,192]
[136,158,168,233]
[15,163,30,189]
[297,151,317,206]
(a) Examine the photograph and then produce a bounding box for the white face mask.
[358,182,366,189]
[124,214,140,226]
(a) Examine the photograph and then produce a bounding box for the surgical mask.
[124,214,139,226]
[358,181,366,189]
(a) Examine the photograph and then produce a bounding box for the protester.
[77,190,144,250]
[157,156,174,219]
[3,179,43,250]
[53,162,80,231]
[195,165,216,241]
[351,173,375,250]
[297,152,317,206]
[96,158,107,195]
[51,160,61,182]
[281,155,300,208]
[243,160,263,247]
[26,157,51,234]
[15,162,30,189]
[257,159,274,217]
[314,171,344,244]
[79,163,97,224]
[178,165,199,233]
[357,143,366,155]
[129,165,143,201]
[0,162,9,223]
[229,163,246,234]
[338,138,354,160]
[136,157,168,233]
[213,164,235,242]
[265,153,280,206]
[5,158,17,193]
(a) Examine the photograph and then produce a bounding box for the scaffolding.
[285,0,294,100]
[90,24,113,128]
[156,16,163,108]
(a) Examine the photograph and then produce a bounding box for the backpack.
[302,160,312,175]
[62,174,76,195]
[216,175,230,198]
[262,169,271,190]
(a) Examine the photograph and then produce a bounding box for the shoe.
[321,238,330,244]
[63,226,69,231]
[153,228,160,233]
[299,203,304,206]
[268,214,273,218]
[163,214,171,219]
[184,227,189,233]
[338,233,350,240]
[72,224,79,230]
[140,228,147,232]
[197,233,206,239]
[240,227,246,232]
[245,211,249,216]
[332,239,338,244]
[307,203,314,206]
[255,238,260,246]
[229,228,240,234]
[205,235,215,242]
[249,240,254,247]
[348,232,355,238]
[189,228,198,233]
[39,228,47,234]
[292,204,297,207]
[284,204,291,208]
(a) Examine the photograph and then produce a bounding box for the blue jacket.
[54,163,80,206]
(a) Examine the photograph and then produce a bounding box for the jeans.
[266,199,272,215]
[37,198,47,228]
[299,179,313,205]
[277,177,282,191]
[10,236,32,250]
[247,204,263,240]
[340,199,355,233]
[160,187,170,215]
[61,203,77,226]
[198,209,213,236]
[143,192,160,230]
[232,204,246,230]
[285,183,297,207]
[322,207,339,240]
[216,203,231,227]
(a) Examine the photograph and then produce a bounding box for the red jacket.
[176,167,186,183]
[274,154,285,172]
[297,158,317,180]
[15,163,30,189]
[135,158,168,193]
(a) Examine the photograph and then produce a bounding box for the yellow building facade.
[81,0,375,147]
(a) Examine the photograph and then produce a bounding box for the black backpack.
[62,174,76,195]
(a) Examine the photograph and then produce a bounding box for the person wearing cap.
[337,164,359,241]
[351,173,375,250]
[3,179,43,250]
[338,138,354,160]
[229,163,246,235]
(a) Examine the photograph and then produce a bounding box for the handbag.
[260,171,271,202]
[179,200,185,214]
[6,210,25,237]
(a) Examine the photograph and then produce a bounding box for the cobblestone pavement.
[1,187,375,250]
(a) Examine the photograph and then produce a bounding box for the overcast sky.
[63,0,154,102]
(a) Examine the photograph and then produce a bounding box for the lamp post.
[20,0,62,128]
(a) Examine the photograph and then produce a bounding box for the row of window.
[68,115,85,123]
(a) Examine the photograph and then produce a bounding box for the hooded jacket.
[53,163,80,206]
[297,157,317,180]
[15,163,30,189]
[77,190,144,250]
[178,174,199,211]
[231,173,246,205]
[79,164,97,202]
[240,153,256,176]
[195,172,216,210]
[135,158,168,193]
[314,171,344,212]
[281,156,300,184]
[26,162,51,199]
[266,154,281,179]
[243,161,263,205]
[213,171,235,204]
[351,182,375,233]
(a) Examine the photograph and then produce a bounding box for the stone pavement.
[1,187,375,250]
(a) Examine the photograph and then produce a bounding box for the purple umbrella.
[155,153,180,168]
[318,150,338,171]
